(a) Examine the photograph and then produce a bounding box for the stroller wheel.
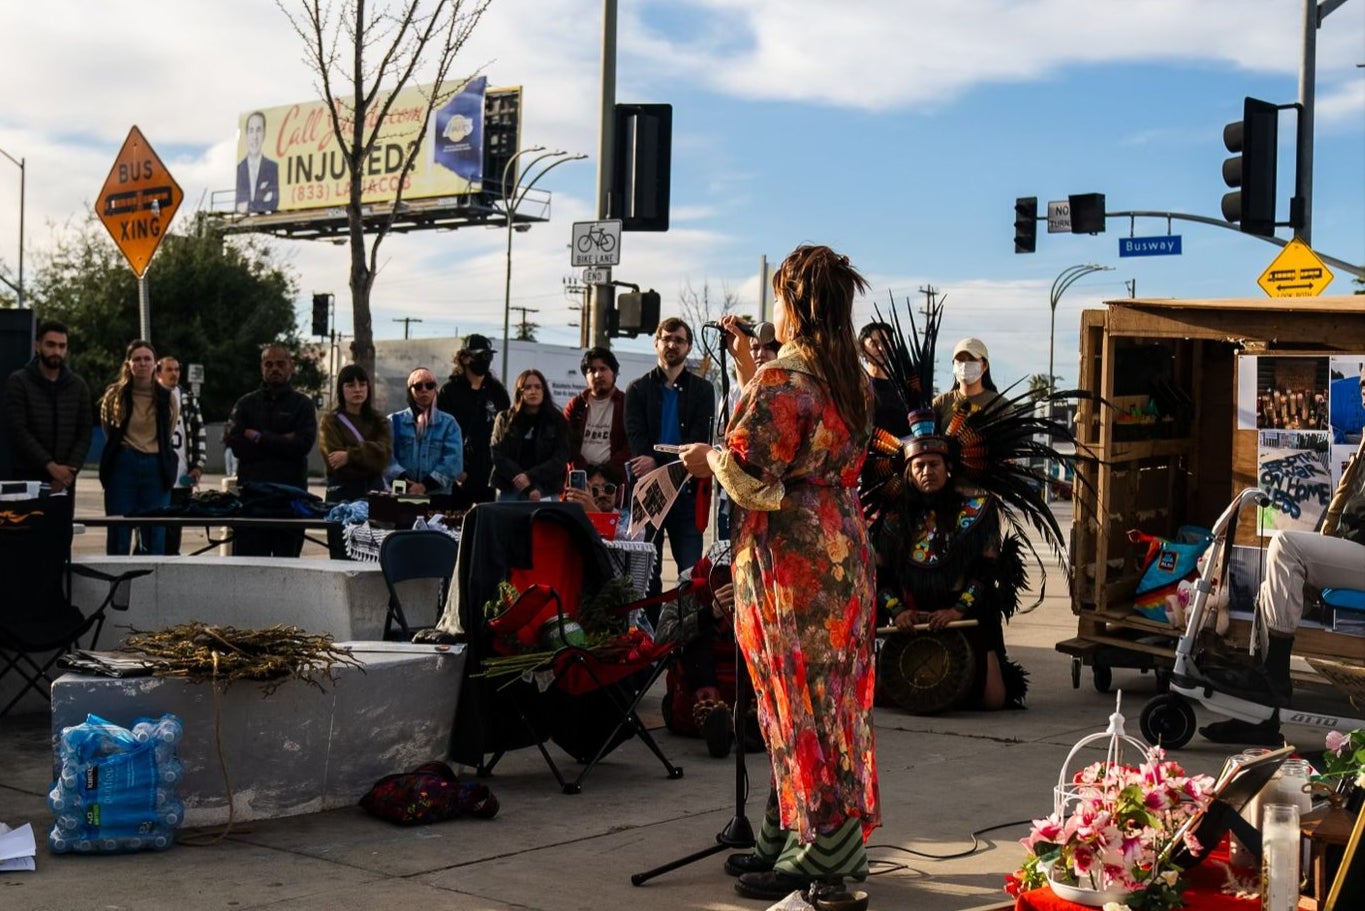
[1139,693,1197,749]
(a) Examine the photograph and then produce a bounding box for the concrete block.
[70,556,391,641]
[50,643,465,825]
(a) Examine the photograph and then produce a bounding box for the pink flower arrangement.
[1007,747,1215,911]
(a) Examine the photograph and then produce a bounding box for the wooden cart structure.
[1058,296,1365,692]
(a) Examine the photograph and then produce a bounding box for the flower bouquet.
[1007,746,1216,911]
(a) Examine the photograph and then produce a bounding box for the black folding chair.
[0,496,150,716]
[379,529,459,640]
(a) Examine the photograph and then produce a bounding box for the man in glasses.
[437,333,509,504]
[224,344,317,556]
[625,317,715,597]
[564,346,630,484]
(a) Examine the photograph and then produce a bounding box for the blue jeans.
[103,449,171,555]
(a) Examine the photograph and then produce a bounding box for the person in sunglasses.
[385,367,464,495]
[562,463,623,514]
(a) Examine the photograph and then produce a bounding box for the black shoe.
[734,871,824,901]
[703,704,734,759]
[725,853,775,877]
[1199,717,1284,746]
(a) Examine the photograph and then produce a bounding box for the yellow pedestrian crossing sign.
[1258,238,1333,298]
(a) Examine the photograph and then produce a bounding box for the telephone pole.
[392,317,423,340]
[511,306,540,341]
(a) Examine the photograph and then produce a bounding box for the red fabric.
[1013,843,1257,911]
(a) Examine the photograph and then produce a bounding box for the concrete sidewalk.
[0,505,1322,911]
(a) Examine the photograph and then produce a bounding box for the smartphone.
[568,469,588,491]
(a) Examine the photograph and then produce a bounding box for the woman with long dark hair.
[99,339,178,554]
[680,245,879,905]
[490,368,570,501]
[319,364,393,502]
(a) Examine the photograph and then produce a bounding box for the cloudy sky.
[0,0,1361,386]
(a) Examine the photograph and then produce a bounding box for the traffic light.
[610,104,672,232]
[1221,97,1278,237]
[1068,193,1106,234]
[1223,96,1283,234]
[612,290,661,338]
[311,293,330,337]
[1013,197,1037,254]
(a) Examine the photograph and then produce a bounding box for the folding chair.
[379,529,459,640]
[447,502,683,793]
[0,496,150,716]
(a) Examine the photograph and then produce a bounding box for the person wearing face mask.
[437,334,510,504]
[387,367,464,496]
[932,337,1002,427]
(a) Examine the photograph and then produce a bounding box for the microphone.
[703,320,776,346]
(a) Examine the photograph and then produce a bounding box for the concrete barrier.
[71,556,391,641]
[51,644,466,825]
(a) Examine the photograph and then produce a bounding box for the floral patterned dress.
[713,351,880,844]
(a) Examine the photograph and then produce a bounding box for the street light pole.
[0,147,24,308]
[500,147,586,385]
[1048,263,1114,394]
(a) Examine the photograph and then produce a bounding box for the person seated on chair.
[1201,435,1365,746]
[875,435,1027,711]
[561,463,622,515]
[655,547,762,759]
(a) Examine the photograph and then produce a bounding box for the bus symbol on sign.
[95,126,183,277]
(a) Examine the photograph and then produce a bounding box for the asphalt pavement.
[0,499,1327,911]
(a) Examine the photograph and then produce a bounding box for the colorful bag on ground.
[1128,526,1214,622]
[359,761,499,825]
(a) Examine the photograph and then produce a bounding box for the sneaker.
[724,852,774,877]
[734,871,823,901]
[703,704,734,759]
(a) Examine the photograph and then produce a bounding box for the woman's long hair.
[772,245,869,434]
[509,368,557,423]
[335,364,380,421]
[100,339,155,429]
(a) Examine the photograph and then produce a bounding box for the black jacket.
[489,406,571,495]
[98,382,177,491]
[437,373,510,488]
[624,366,716,464]
[224,384,318,487]
[3,359,93,480]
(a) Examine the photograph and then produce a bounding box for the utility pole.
[392,317,423,340]
[590,0,617,348]
[510,306,540,341]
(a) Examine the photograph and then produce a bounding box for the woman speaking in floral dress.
[680,244,879,906]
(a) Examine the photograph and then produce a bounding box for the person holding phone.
[562,463,624,515]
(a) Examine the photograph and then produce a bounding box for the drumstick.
[876,620,979,634]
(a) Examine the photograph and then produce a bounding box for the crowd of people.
[8,247,1360,910]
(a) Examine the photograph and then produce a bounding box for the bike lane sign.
[571,219,622,267]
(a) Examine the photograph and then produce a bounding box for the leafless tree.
[676,279,752,383]
[279,0,491,377]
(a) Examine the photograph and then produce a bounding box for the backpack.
[358,761,499,825]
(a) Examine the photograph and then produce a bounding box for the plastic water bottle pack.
[48,713,185,854]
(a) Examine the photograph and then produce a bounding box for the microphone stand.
[632,325,755,886]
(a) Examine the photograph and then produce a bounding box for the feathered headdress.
[859,294,1096,600]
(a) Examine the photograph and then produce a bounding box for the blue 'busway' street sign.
[1119,235,1182,257]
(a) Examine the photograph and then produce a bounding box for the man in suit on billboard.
[236,110,280,214]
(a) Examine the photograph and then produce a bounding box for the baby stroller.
[1139,487,1365,749]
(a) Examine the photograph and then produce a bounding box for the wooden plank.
[1106,306,1365,346]
[1108,296,1363,313]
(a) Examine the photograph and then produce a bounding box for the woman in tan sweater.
[98,339,178,554]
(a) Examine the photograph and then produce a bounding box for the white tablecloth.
[342,522,657,599]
